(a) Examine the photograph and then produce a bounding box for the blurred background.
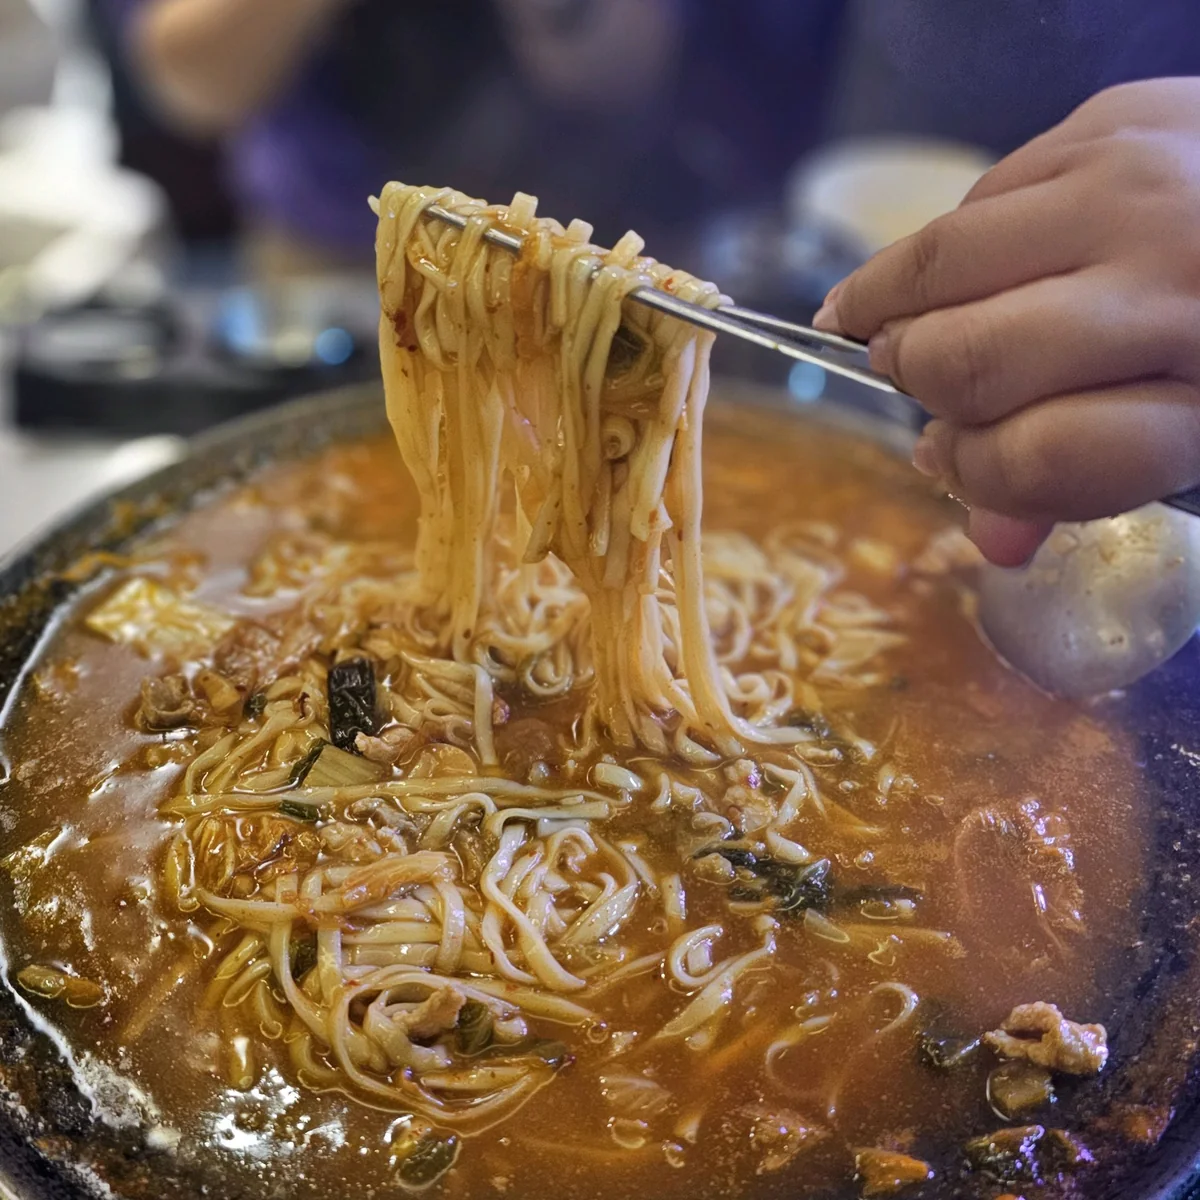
[1,0,1197,554]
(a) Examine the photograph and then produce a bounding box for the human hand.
[813,79,1200,566]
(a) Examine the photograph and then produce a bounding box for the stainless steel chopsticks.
[420,205,1200,519]
[423,205,905,400]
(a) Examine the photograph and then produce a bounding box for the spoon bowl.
[977,504,1200,697]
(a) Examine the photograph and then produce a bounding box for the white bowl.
[789,137,995,255]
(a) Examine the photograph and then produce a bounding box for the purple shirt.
[102,0,1200,259]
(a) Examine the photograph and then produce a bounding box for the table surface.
[0,332,183,560]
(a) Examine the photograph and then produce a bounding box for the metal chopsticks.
[423,205,906,400]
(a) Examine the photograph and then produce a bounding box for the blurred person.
[101,0,1200,279]
[100,0,841,277]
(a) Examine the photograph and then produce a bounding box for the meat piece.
[984,1002,1108,1076]
[721,783,776,834]
[398,986,466,1041]
[952,798,1085,962]
[212,622,282,695]
[723,1105,827,1175]
[356,724,418,765]
[138,675,194,730]
[194,669,242,713]
[854,1149,933,1195]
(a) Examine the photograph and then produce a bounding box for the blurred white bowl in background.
[789,137,995,257]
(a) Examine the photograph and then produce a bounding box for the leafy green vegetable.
[289,936,317,981]
[244,692,267,719]
[397,1130,459,1189]
[918,1030,980,1070]
[917,1001,979,1070]
[481,1036,573,1070]
[288,741,328,788]
[279,798,325,823]
[702,846,832,914]
[527,1039,572,1069]
[965,1125,1045,1183]
[455,1000,494,1056]
[606,324,647,376]
[784,708,834,740]
[293,741,384,788]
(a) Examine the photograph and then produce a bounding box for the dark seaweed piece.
[397,1130,460,1189]
[484,1037,574,1069]
[965,1125,1045,1183]
[526,1038,573,1069]
[455,1000,494,1056]
[696,846,833,914]
[606,324,647,376]
[701,845,759,870]
[919,1030,980,1070]
[244,691,267,719]
[289,740,328,787]
[328,656,380,752]
[918,1000,980,1070]
[784,708,835,740]
[289,935,317,981]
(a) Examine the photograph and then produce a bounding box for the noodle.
[373,183,858,756]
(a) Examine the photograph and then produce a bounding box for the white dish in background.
[789,137,995,256]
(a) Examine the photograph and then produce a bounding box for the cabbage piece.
[85,578,234,659]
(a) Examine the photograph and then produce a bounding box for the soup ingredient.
[289,740,384,788]
[327,656,380,751]
[717,1105,829,1176]
[85,577,234,659]
[455,1000,495,1056]
[374,184,887,757]
[854,1148,933,1195]
[965,1126,1047,1184]
[988,1060,1055,1119]
[393,1126,460,1190]
[984,1002,1108,1076]
[16,964,105,1008]
[965,1125,1094,1186]
[138,674,194,729]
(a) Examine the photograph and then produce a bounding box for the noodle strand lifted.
[373,184,805,755]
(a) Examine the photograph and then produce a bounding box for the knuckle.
[906,219,949,309]
[893,312,997,423]
[1002,422,1072,514]
[969,422,1062,516]
[944,313,999,422]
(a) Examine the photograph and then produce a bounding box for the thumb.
[966,508,1053,567]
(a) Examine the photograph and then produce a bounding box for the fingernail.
[912,433,938,477]
[867,329,890,373]
[812,301,839,332]
[812,281,844,331]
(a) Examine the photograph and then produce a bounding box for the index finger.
[818,178,1090,342]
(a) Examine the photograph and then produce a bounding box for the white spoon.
[976,504,1200,697]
